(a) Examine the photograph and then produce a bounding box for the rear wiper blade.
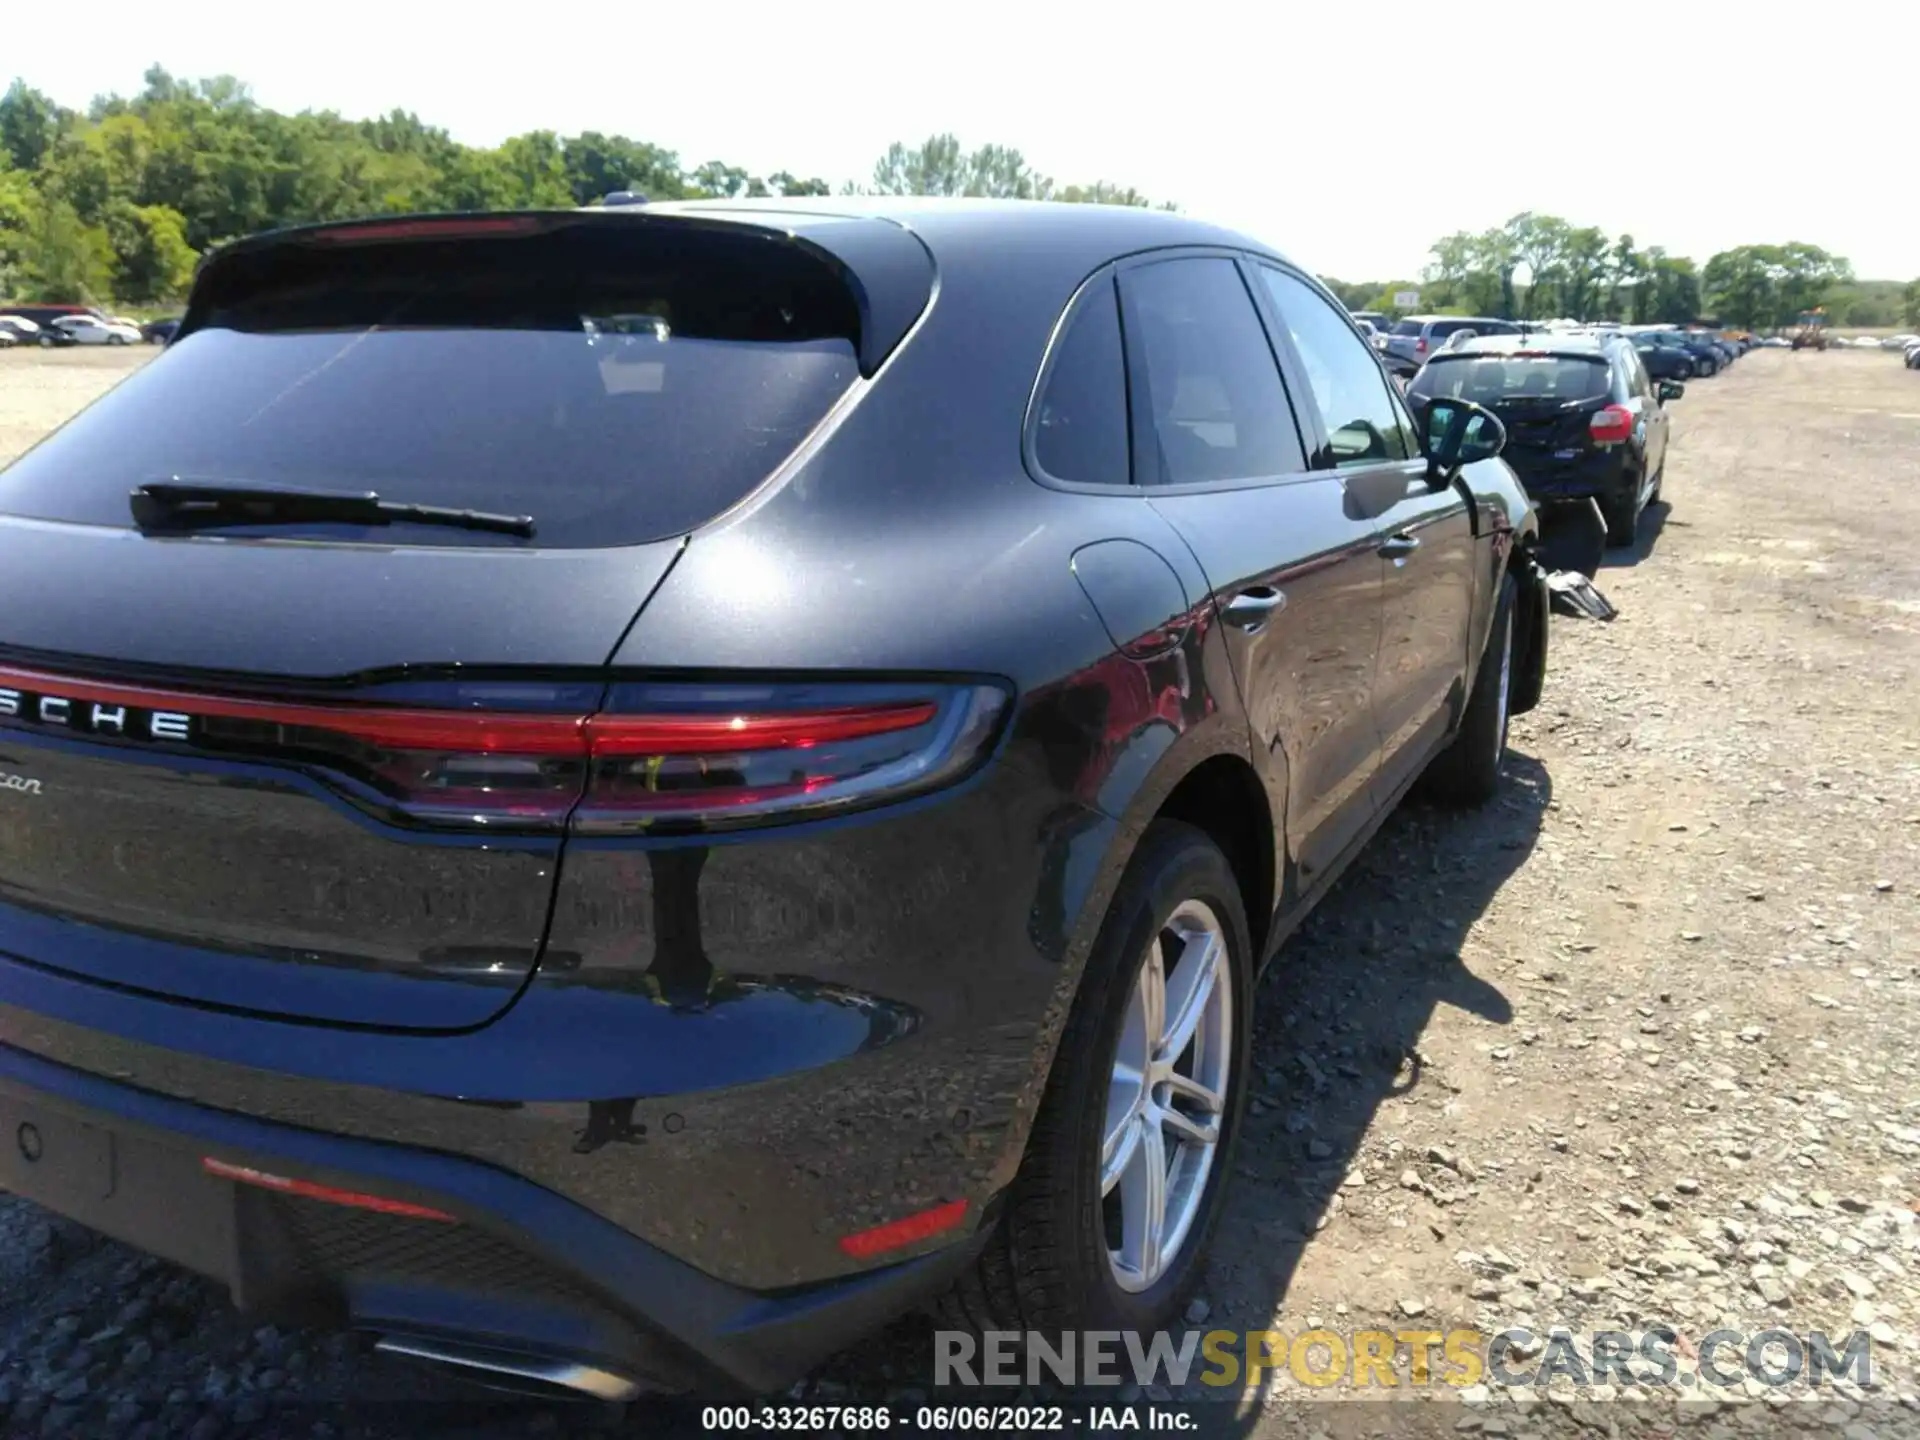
[129,481,535,539]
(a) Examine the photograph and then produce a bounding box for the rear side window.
[1410,355,1611,405]
[0,222,865,548]
[1119,258,1305,485]
[1391,320,1422,336]
[1033,278,1130,485]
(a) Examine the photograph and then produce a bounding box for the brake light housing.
[1589,405,1634,445]
[0,666,1010,836]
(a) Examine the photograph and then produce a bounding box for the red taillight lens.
[0,666,1008,835]
[1415,338,1428,353]
[574,684,1005,836]
[1589,405,1634,445]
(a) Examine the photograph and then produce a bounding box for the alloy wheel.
[1101,897,1233,1292]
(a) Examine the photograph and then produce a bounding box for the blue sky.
[13,0,1918,281]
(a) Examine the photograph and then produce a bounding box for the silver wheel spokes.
[1102,899,1232,1293]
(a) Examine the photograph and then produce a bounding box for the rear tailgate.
[0,210,925,1031]
[1411,350,1613,489]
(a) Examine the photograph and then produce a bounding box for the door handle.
[1221,586,1286,632]
[1378,532,1421,561]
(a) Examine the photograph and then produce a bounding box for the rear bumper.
[0,1038,984,1394]
[1505,449,1638,509]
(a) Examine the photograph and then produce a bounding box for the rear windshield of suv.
[1409,354,1611,405]
[0,219,864,548]
[1391,320,1423,336]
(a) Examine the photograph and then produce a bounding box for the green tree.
[1557,226,1612,321]
[20,192,115,301]
[565,132,686,203]
[1904,278,1920,329]
[0,80,65,173]
[1644,250,1701,324]
[1702,245,1777,329]
[864,134,1158,205]
[765,171,832,197]
[690,160,751,198]
[106,201,197,299]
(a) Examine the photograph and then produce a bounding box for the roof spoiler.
[177,208,935,378]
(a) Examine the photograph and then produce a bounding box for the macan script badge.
[0,772,41,796]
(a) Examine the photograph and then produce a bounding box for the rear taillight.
[1589,405,1634,445]
[0,666,1008,836]
[1415,338,1428,354]
[573,682,1007,835]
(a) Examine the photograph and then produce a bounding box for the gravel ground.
[1,345,1918,1437]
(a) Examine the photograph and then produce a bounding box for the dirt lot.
[0,345,1917,1437]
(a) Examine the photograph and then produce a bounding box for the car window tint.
[1409,355,1611,404]
[0,226,876,549]
[1033,278,1130,485]
[1391,320,1422,336]
[1119,258,1304,485]
[1257,267,1412,467]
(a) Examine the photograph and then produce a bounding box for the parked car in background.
[1382,315,1523,375]
[0,303,105,329]
[1905,340,1920,369]
[1407,331,1677,546]
[0,200,1550,1399]
[1633,336,1697,381]
[1349,309,1391,333]
[0,328,14,348]
[0,316,42,345]
[142,316,182,345]
[48,315,142,346]
[1647,329,1723,376]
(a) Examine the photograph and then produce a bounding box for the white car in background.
[49,315,141,346]
[0,315,42,344]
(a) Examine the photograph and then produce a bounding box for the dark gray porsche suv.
[0,199,1547,1397]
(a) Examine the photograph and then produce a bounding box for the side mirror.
[1657,379,1685,403]
[1418,396,1506,485]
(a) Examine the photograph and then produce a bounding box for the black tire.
[939,821,1252,1338]
[1602,485,1642,547]
[1423,575,1515,808]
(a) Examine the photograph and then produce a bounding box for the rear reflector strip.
[201,1156,458,1222]
[837,1198,971,1259]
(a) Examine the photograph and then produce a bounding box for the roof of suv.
[638,196,1288,267]
[184,199,1304,379]
[1440,333,1616,358]
[1402,314,1513,326]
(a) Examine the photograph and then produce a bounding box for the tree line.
[1323,212,1918,332]
[4,71,1915,329]
[0,68,1170,305]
